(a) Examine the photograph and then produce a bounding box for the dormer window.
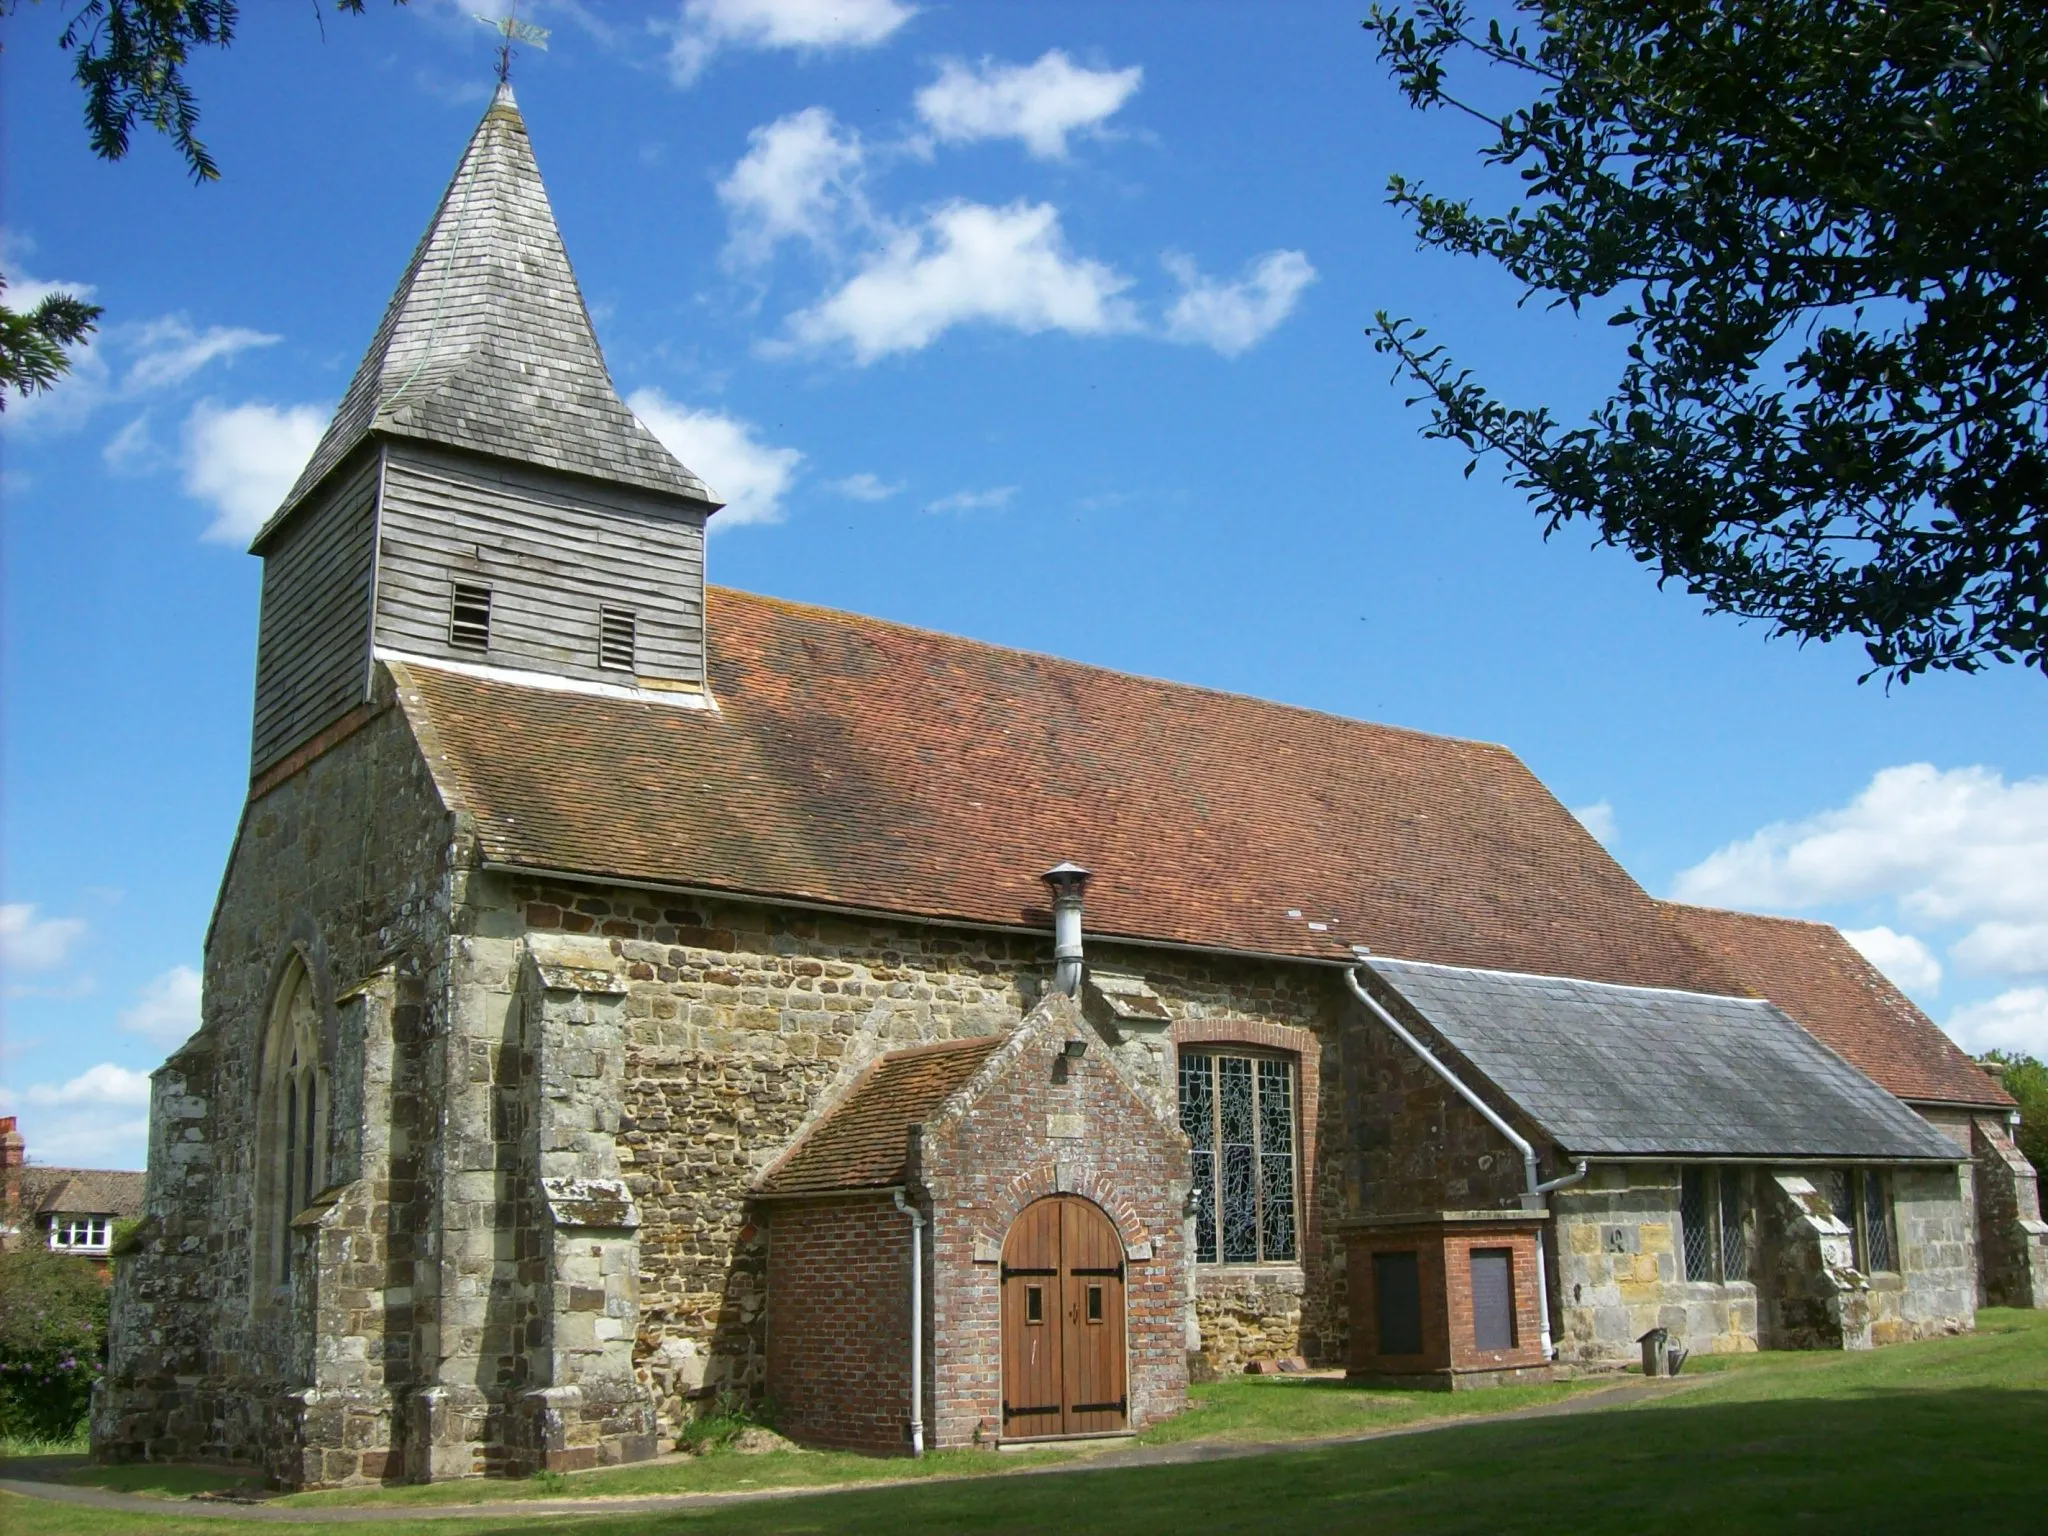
[450,582,493,651]
[599,606,636,672]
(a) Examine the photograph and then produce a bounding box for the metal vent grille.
[599,606,636,672]
[450,583,492,651]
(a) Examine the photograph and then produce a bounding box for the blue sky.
[4,0,2045,1168]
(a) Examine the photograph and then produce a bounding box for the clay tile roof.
[257,84,710,543]
[757,1037,1007,1196]
[397,587,1737,989]
[18,1167,147,1220]
[1663,902,2011,1110]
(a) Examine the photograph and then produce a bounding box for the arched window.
[254,959,327,1307]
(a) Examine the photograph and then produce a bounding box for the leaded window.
[1179,1050,1297,1264]
[1680,1167,1715,1280]
[1679,1166,1752,1284]
[1817,1168,1896,1273]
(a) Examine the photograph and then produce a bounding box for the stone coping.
[1334,1208,1550,1231]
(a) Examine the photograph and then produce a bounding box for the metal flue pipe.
[1042,862,1091,996]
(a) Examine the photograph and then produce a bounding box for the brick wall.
[1345,1221,1546,1384]
[763,1195,911,1453]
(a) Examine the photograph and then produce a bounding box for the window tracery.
[254,960,326,1306]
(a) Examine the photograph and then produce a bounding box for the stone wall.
[1871,1163,1975,1344]
[491,875,1343,1417]
[1191,1268,1305,1377]
[1971,1116,2048,1309]
[1757,1173,1871,1350]
[1550,1168,1760,1366]
[98,690,458,1484]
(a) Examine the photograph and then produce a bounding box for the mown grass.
[4,1312,2043,1534]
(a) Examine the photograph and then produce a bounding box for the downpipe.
[893,1189,926,1456]
[1344,967,1587,1360]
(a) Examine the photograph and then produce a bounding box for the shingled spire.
[262,84,710,539]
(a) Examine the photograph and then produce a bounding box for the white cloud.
[719,107,871,265]
[926,485,1017,515]
[0,1063,151,1168]
[6,268,97,311]
[14,1063,152,1108]
[1162,249,1316,357]
[789,200,1137,362]
[0,904,88,974]
[831,472,902,501]
[1570,800,1618,847]
[1842,926,1944,996]
[182,399,328,543]
[915,50,1142,159]
[1945,987,2048,1058]
[1673,765,2048,981]
[1949,922,2048,977]
[659,0,913,85]
[119,965,203,1048]
[626,388,800,527]
[103,413,159,472]
[122,317,277,392]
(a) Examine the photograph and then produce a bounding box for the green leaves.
[1368,0,2048,681]
[0,274,103,412]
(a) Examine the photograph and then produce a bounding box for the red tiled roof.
[396,588,1735,990]
[757,1037,1006,1195]
[18,1167,147,1219]
[1663,902,2011,1109]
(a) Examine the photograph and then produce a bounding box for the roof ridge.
[711,586,1513,756]
[1657,899,1839,932]
[1367,952,1756,1006]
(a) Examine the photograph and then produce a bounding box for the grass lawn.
[5,1310,2044,1533]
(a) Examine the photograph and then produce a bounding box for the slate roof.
[1663,902,2011,1110]
[256,84,710,545]
[17,1167,147,1220]
[756,1037,1006,1196]
[1361,957,1964,1161]
[394,587,1738,986]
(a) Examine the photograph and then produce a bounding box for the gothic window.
[1679,1166,1753,1283]
[1178,1049,1297,1265]
[254,960,327,1307]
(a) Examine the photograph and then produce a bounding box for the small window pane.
[1862,1172,1896,1273]
[1179,1055,1217,1264]
[1680,1167,1714,1281]
[1025,1285,1044,1324]
[1719,1169,1751,1281]
[1086,1284,1104,1323]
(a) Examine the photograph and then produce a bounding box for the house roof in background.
[259,84,710,542]
[394,587,1736,989]
[1665,902,2010,1110]
[1362,957,1965,1162]
[756,1036,1007,1196]
[17,1167,147,1220]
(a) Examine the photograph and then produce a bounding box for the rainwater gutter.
[892,1189,926,1457]
[1343,966,1588,1360]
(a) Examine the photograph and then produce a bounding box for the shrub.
[0,1244,109,1442]
[678,1388,778,1453]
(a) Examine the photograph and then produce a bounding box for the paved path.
[0,1378,1708,1525]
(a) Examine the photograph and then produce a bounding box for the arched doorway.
[1000,1194,1127,1438]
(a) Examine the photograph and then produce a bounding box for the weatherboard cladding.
[394,587,1739,985]
[1664,901,2011,1110]
[1362,957,1964,1162]
[261,85,709,540]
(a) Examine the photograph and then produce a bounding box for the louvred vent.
[450,583,492,651]
[599,606,636,672]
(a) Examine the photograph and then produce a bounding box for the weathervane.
[476,5,550,84]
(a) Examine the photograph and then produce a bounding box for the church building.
[99,88,2046,1487]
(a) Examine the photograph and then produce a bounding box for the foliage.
[0,1245,109,1443]
[0,1,405,402]
[0,273,101,412]
[1980,1050,2048,1175]
[1366,0,2048,682]
[677,1387,780,1454]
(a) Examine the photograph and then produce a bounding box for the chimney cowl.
[1042,862,1091,996]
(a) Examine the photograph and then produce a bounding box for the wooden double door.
[1000,1194,1128,1438]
